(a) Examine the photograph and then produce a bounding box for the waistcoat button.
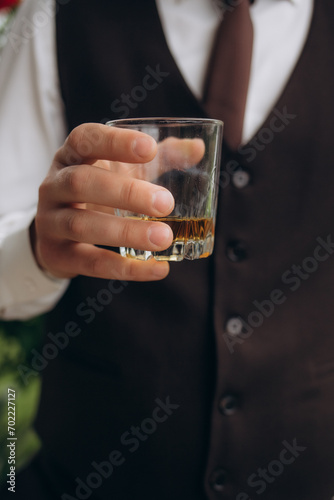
[209,469,228,492]
[231,169,250,189]
[225,317,244,336]
[226,241,247,262]
[219,395,238,416]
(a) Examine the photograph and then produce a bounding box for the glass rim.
[106,117,223,127]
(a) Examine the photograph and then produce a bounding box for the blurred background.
[0,317,43,489]
[0,0,20,54]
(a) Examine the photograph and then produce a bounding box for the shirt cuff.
[0,223,69,320]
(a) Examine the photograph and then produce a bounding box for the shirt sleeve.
[0,0,70,320]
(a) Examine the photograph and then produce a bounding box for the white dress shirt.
[0,0,313,319]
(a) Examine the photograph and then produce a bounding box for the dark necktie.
[202,0,254,150]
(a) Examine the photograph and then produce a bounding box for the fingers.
[38,240,170,281]
[40,164,175,216]
[33,123,203,282]
[32,123,176,282]
[48,207,173,250]
[157,137,206,169]
[55,123,158,167]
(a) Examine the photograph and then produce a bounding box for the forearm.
[0,0,70,319]
[0,210,69,320]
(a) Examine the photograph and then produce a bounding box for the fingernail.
[132,136,156,159]
[152,262,169,278]
[148,224,172,247]
[152,190,174,214]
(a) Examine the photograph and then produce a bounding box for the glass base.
[120,236,214,262]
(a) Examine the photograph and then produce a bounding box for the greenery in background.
[0,3,20,54]
[0,317,43,489]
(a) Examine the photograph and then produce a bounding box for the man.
[2,0,334,499]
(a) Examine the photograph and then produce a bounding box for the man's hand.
[30,123,175,282]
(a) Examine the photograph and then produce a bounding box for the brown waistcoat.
[34,1,334,498]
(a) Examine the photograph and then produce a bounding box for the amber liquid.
[144,217,214,243]
[122,216,215,261]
